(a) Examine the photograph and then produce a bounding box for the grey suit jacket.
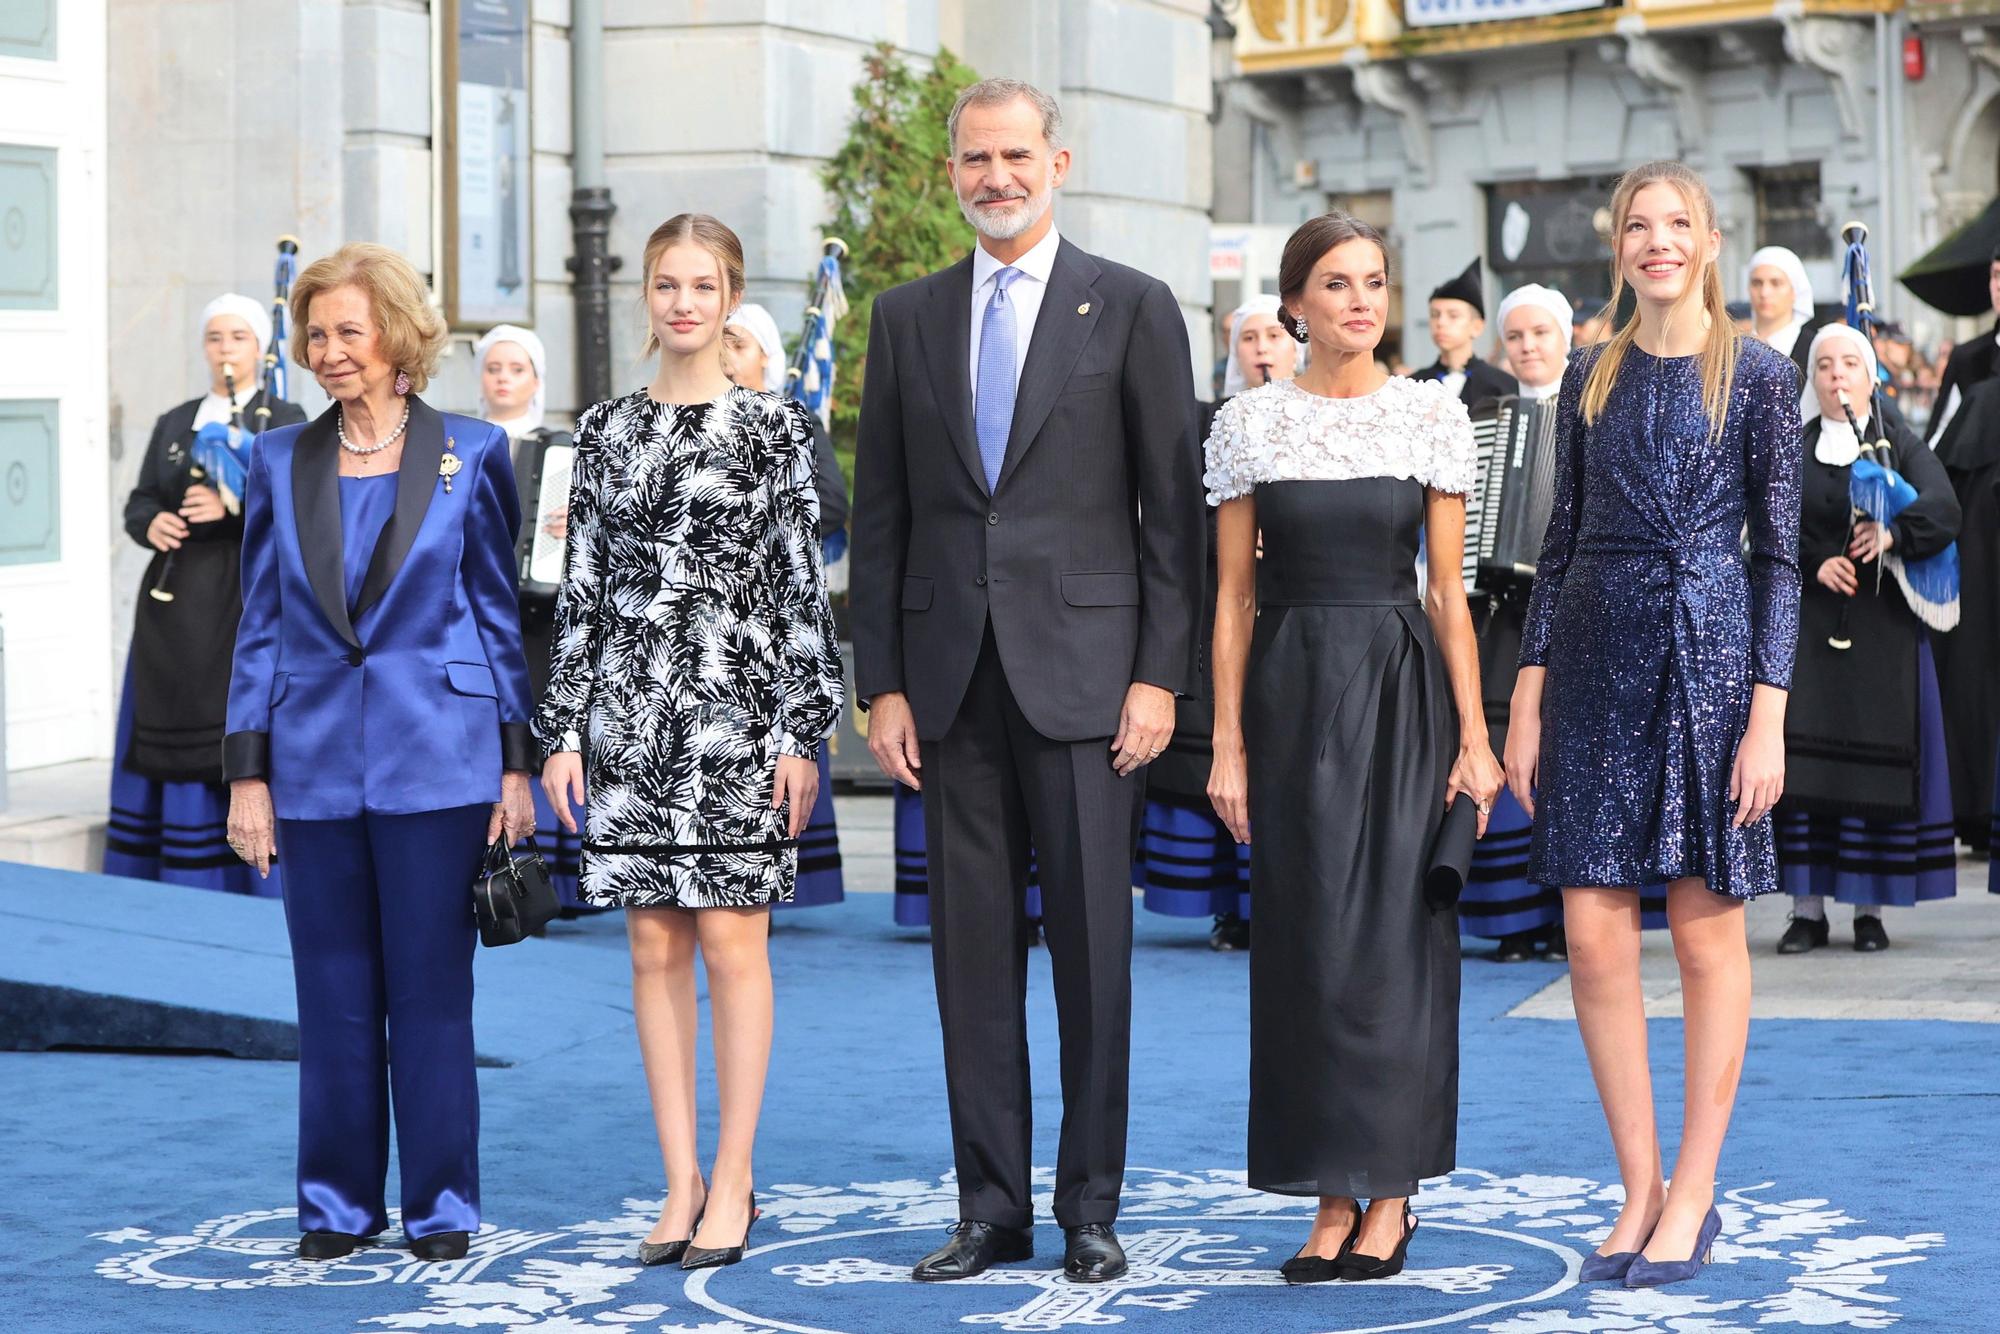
[851,237,1203,742]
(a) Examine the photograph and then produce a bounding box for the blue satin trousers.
[275,804,487,1238]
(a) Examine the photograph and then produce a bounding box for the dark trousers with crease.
[275,803,488,1239]
[919,628,1139,1230]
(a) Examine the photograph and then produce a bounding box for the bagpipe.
[1828,221,1960,649]
[148,237,296,603]
[785,237,850,573]
[784,236,848,428]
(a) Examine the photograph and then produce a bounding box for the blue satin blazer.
[223,397,535,820]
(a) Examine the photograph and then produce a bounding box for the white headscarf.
[1745,246,1815,325]
[1221,294,1305,398]
[1799,322,1877,464]
[199,293,272,358]
[726,302,788,394]
[1495,284,1574,399]
[474,323,548,436]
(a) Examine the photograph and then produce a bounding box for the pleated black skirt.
[1243,478,1460,1199]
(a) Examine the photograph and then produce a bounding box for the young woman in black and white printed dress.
[536,214,842,1271]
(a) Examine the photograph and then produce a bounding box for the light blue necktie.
[975,266,1023,491]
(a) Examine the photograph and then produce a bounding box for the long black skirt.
[1245,600,1460,1199]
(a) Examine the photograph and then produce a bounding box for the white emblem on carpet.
[90,1166,1942,1332]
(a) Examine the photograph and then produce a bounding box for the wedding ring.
[1477,801,1491,814]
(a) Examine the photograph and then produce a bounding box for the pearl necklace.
[337,401,412,455]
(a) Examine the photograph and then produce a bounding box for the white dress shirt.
[969,226,1062,398]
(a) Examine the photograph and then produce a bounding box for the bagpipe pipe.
[784,236,849,424]
[1827,221,1960,649]
[785,237,851,569]
[148,236,297,603]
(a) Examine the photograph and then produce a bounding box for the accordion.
[1464,394,1562,594]
[513,428,575,598]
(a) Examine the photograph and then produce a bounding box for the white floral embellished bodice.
[1202,376,1476,506]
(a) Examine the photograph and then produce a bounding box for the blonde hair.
[289,243,448,393]
[640,213,747,359]
[1582,162,1739,444]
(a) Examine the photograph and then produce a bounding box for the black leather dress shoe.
[1542,925,1568,961]
[1853,914,1890,952]
[913,1222,1034,1282]
[1493,931,1537,963]
[409,1231,470,1262]
[1777,916,1830,954]
[298,1231,364,1261]
[1063,1223,1127,1283]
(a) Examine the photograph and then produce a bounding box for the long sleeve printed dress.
[534,386,843,908]
[1519,340,1803,899]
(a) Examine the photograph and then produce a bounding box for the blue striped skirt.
[893,782,1041,927]
[1778,637,1957,908]
[782,749,845,909]
[1457,785,1560,938]
[103,663,281,898]
[1134,790,1249,919]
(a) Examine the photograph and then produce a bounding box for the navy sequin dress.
[1520,341,1802,899]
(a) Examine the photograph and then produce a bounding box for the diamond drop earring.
[1294,316,1309,340]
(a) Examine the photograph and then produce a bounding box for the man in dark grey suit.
[851,77,1202,1285]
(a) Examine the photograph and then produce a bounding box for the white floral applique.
[1202,376,1476,505]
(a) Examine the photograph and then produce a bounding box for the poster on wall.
[447,0,531,327]
[1405,0,1607,27]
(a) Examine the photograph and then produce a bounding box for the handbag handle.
[482,831,543,880]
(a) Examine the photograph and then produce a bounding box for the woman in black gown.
[1206,213,1502,1283]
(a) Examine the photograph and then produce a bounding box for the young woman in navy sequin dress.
[1505,164,1803,1288]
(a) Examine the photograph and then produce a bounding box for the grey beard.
[960,190,1050,241]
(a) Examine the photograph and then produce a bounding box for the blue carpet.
[0,870,1988,1333]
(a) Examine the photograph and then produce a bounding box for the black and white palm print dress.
[533,386,843,908]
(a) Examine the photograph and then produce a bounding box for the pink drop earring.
[394,369,411,396]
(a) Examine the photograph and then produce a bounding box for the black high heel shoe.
[638,1186,707,1266]
[680,1193,761,1270]
[1336,1203,1417,1282]
[1280,1211,1362,1285]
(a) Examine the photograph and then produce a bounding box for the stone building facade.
[11,0,1218,772]
[1211,0,1934,370]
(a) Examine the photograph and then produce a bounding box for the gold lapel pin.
[440,436,462,493]
[1077,302,1091,315]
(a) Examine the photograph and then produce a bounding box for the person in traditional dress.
[537,215,842,1270]
[1459,283,1574,962]
[1507,162,1801,1288]
[1743,246,1827,386]
[723,301,849,911]
[1207,213,1501,1283]
[1775,323,1960,953]
[1135,294,1301,950]
[1924,246,2000,448]
[1925,248,2000,855]
[106,294,307,895]
[1411,257,1517,409]
[475,322,588,908]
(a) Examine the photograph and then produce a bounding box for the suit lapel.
[290,404,360,648]
[353,395,445,624]
[995,239,1101,493]
[918,254,986,493]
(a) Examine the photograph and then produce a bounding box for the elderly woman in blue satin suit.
[223,243,536,1265]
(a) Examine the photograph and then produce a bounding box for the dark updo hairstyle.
[1275,211,1392,344]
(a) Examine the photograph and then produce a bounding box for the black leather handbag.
[474,835,561,947]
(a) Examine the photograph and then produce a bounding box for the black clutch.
[474,835,561,947]
[1423,794,1481,910]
